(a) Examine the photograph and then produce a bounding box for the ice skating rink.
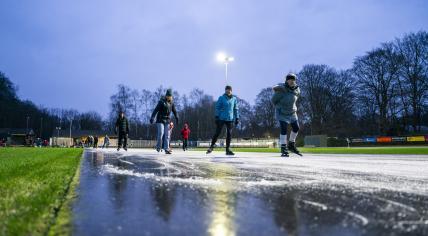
[73,148,428,236]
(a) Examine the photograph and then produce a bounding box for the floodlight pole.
[217,53,234,83]
[225,62,228,82]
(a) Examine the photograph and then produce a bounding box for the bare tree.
[352,43,401,134]
[253,87,276,137]
[395,31,428,132]
[236,96,253,137]
[109,84,133,130]
[298,64,336,135]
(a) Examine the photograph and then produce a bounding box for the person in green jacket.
[272,73,302,157]
[115,111,129,151]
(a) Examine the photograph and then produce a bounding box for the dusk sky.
[1,0,427,117]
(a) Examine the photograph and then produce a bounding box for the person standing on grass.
[206,85,240,156]
[181,122,191,151]
[272,73,302,157]
[150,89,179,155]
[115,111,129,151]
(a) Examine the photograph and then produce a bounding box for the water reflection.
[151,184,176,222]
[206,164,238,236]
[109,174,128,211]
[268,190,299,236]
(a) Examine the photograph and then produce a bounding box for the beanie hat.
[285,73,297,81]
[225,85,232,90]
[165,89,173,97]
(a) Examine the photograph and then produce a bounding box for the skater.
[206,85,239,156]
[163,121,174,151]
[93,136,99,148]
[115,111,129,151]
[102,135,110,148]
[87,135,93,148]
[150,89,179,155]
[180,122,191,151]
[272,73,302,157]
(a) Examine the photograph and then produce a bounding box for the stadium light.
[216,52,234,82]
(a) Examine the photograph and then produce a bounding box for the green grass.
[0,148,82,236]
[193,146,428,155]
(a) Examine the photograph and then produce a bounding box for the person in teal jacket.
[272,73,302,157]
[207,85,240,156]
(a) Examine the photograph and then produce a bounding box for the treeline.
[109,31,428,140]
[298,31,428,137]
[0,72,104,139]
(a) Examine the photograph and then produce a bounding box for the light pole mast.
[225,62,228,81]
[216,52,234,83]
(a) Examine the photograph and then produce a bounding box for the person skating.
[150,89,179,155]
[163,121,174,152]
[93,136,99,148]
[115,111,129,151]
[272,73,302,157]
[102,135,110,148]
[181,122,191,151]
[206,85,239,156]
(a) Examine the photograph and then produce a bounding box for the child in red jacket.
[180,123,191,151]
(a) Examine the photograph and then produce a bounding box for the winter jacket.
[115,116,129,133]
[215,94,239,122]
[181,128,190,139]
[151,96,178,124]
[271,83,300,121]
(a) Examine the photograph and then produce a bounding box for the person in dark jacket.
[272,73,302,157]
[93,136,99,148]
[181,122,191,151]
[115,111,129,151]
[206,85,240,156]
[150,89,179,154]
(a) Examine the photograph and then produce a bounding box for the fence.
[351,135,428,144]
[50,137,73,147]
[304,135,328,147]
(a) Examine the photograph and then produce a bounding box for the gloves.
[150,118,154,124]
[235,118,240,126]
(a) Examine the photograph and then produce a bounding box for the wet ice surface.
[73,149,428,236]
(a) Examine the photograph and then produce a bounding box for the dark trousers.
[210,120,233,149]
[118,132,128,148]
[183,139,188,150]
[279,120,300,135]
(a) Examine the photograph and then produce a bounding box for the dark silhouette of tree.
[253,88,277,138]
[352,43,401,134]
[395,31,428,132]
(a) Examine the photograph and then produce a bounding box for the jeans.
[279,120,300,135]
[156,123,170,150]
[210,120,233,149]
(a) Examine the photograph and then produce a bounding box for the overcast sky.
[1,0,427,117]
